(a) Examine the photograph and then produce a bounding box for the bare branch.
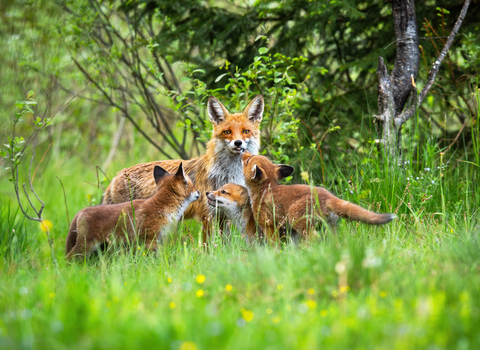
[395,0,471,127]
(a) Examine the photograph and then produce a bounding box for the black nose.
[206,191,211,196]
[234,140,243,147]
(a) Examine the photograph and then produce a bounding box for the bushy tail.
[326,196,396,225]
[65,215,78,255]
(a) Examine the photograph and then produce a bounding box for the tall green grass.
[0,102,479,349]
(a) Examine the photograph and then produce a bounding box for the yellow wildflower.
[306,300,317,309]
[39,220,53,232]
[179,341,197,350]
[272,315,282,323]
[241,308,254,322]
[169,302,176,309]
[320,309,328,317]
[225,284,233,292]
[196,289,204,298]
[196,274,206,284]
[307,288,315,295]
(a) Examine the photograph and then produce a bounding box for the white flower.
[362,248,382,268]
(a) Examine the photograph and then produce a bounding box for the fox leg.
[290,217,316,239]
[65,215,97,261]
[201,217,212,247]
[262,224,279,244]
[144,236,159,252]
[65,214,78,255]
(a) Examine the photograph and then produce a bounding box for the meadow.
[1,129,479,349]
[1,1,479,347]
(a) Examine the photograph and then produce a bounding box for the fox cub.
[206,184,257,242]
[65,163,200,260]
[242,153,395,240]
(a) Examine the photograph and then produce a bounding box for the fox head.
[207,95,263,155]
[206,183,249,215]
[153,163,200,203]
[241,152,294,187]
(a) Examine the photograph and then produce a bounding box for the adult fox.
[102,95,264,238]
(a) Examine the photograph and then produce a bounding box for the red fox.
[206,183,257,242]
[241,152,395,241]
[66,164,200,260]
[102,95,264,241]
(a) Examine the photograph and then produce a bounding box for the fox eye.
[243,129,250,134]
[223,130,231,135]
[221,190,227,195]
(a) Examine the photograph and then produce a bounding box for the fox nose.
[234,140,243,147]
[206,191,211,196]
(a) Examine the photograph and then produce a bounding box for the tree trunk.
[374,0,470,164]
[375,0,419,163]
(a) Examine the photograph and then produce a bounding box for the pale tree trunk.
[374,0,471,164]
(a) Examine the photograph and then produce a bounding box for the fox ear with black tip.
[277,165,295,180]
[175,162,188,184]
[207,96,230,125]
[251,164,264,181]
[153,166,169,185]
[243,95,264,124]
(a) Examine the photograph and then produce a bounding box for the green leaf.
[215,73,229,83]
[27,90,34,98]
[258,47,269,55]
[192,69,205,74]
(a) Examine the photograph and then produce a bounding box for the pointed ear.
[277,165,294,180]
[153,165,169,184]
[175,162,187,183]
[207,96,229,125]
[251,164,264,181]
[243,95,264,124]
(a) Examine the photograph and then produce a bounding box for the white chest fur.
[207,139,259,190]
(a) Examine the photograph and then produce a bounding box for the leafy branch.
[2,91,78,268]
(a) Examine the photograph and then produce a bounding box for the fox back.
[242,153,395,239]
[66,164,200,260]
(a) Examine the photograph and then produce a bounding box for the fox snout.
[206,191,216,201]
[228,139,247,153]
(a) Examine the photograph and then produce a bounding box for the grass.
[1,114,479,349]
[0,215,479,349]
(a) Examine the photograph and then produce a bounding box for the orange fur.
[66,164,200,260]
[206,184,257,242]
[241,153,395,241]
[102,96,264,242]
